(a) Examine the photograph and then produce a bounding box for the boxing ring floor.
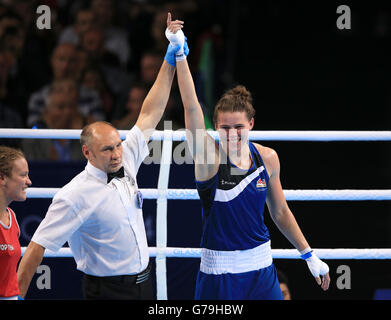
[1,128,391,299]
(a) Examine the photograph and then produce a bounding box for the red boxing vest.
[0,208,21,297]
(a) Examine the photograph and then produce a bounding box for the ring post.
[155,125,173,300]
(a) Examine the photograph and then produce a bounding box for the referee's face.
[84,125,123,173]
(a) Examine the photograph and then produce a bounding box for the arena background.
[2,0,390,300]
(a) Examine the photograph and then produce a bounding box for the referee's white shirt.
[31,125,150,276]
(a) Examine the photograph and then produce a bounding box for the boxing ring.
[1,128,391,300]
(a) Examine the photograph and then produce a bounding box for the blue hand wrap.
[300,251,313,260]
[164,44,180,67]
[164,37,189,67]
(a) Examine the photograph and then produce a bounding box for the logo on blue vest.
[256,178,266,188]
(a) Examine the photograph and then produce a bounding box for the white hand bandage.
[165,28,186,61]
[303,252,329,278]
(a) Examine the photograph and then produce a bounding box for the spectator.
[0,6,48,124]
[0,103,23,148]
[80,27,132,100]
[109,50,162,133]
[150,8,170,54]
[80,64,114,120]
[89,0,130,68]
[277,269,292,300]
[138,50,185,130]
[22,90,84,161]
[5,0,37,31]
[155,91,185,131]
[125,1,198,73]
[113,48,185,131]
[125,1,156,73]
[74,47,90,82]
[0,48,23,148]
[0,48,11,101]
[50,78,87,128]
[58,7,95,46]
[139,50,163,86]
[80,26,115,66]
[147,3,198,57]
[27,43,105,127]
[112,82,148,130]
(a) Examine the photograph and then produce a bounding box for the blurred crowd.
[0,0,227,161]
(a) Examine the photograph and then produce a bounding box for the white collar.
[85,162,108,184]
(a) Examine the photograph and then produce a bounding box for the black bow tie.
[107,166,125,183]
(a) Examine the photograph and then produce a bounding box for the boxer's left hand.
[301,248,330,291]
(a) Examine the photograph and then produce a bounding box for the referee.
[17,16,186,300]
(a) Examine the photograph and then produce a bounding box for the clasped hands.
[164,12,189,67]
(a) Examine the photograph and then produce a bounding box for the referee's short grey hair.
[80,121,116,146]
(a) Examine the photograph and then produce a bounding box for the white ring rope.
[21,247,391,260]
[2,128,391,141]
[26,188,391,201]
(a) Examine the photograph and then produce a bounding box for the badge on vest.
[256,178,267,188]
